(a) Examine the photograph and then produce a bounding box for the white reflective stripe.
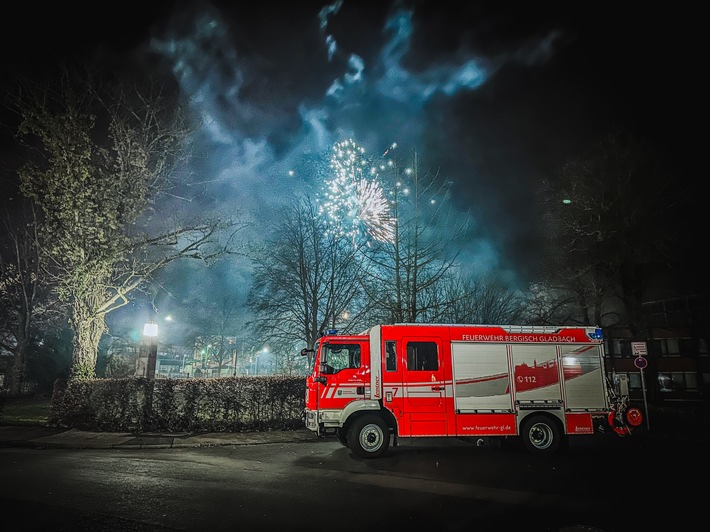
[320,384,365,399]
[369,325,382,400]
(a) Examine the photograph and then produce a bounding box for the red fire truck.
[301,323,643,458]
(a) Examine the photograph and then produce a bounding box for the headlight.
[319,411,340,423]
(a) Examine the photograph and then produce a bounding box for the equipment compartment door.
[402,337,448,436]
[510,344,562,402]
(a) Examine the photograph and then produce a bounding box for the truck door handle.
[432,386,444,391]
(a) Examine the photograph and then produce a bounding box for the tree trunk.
[8,345,26,395]
[69,299,106,381]
[8,310,30,394]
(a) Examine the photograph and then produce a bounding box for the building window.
[658,371,699,392]
[685,372,699,391]
[658,372,672,392]
[612,340,627,357]
[667,338,681,354]
[628,372,642,390]
[652,338,684,357]
[680,338,695,355]
[671,372,685,389]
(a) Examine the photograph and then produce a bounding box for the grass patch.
[0,395,51,426]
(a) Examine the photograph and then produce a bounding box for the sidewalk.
[0,424,316,450]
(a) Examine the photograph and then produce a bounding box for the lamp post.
[138,320,159,380]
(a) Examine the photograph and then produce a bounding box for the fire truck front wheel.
[520,414,562,455]
[347,415,390,458]
[336,428,349,447]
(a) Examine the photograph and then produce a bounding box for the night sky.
[1,1,704,332]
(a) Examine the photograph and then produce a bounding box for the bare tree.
[11,65,247,380]
[360,148,466,323]
[536,130,685,333]
[0,197,62,393]
[430,270,527,324]
[519,282,579,326]
[188,295,242,377]
[247,196,367,373]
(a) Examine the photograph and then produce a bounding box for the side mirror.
[300,348,315,356]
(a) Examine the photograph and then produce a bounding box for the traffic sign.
[634,356,647,369]
[631,342,648,356]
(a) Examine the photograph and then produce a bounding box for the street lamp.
[136,320,159,380]
[143,320,159,338]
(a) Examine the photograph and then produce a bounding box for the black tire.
[336,427,349,447]
[520,414,562,455]
[347,414,390,458]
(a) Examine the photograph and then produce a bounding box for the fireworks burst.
[356,178,395,243]
[318,139,395,244]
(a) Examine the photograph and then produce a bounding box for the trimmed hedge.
[49,375,306,433]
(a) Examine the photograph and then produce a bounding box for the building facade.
[604,294,710,404]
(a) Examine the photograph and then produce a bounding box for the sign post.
[632,342,650,430]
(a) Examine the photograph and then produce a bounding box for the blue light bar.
[327,329,338,335]
[589,328,603,340]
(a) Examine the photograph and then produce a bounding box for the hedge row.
[49,375,307,433]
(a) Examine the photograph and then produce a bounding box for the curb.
[0,425,317,450]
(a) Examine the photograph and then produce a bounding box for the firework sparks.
[356,178,395,242]
[319,139,396,244]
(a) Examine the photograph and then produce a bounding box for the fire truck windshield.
[321,344,361,374]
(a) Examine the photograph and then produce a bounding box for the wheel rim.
[359,423,384,453]
[529,422,554,450]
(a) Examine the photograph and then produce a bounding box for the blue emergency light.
[589,328,604,340]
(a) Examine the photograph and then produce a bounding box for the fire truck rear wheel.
[347,415,390,458]
[521,414,561,455]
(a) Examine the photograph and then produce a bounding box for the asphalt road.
[0,431,704,531]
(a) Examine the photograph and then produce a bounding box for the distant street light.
[257,347,270,375]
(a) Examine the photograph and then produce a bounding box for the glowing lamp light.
[562,199,572,204]
[143,321,159,338]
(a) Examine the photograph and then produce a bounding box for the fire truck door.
[402,337,448,436]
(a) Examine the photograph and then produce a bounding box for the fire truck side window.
[385,341,397,371]
[407,341,438,371]
[324,344,361,373]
